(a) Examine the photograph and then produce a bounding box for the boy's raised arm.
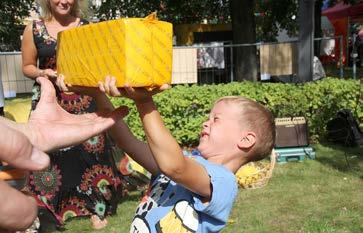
[100,77,212,199]
[130,89,212,199]
[108,120,160,176]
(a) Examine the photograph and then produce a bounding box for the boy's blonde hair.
[215,96,275,161]
[37,0,89,21]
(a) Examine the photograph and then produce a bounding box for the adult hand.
[0,180,38,231]
[25,77,129,152]
[0,124,48,231]
[39,68,57,82]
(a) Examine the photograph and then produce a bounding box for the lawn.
[43,143,362,233]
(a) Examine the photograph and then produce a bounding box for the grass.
[226,143,362,233]
[43,143,362,233]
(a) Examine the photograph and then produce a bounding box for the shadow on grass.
[316,141,363,176]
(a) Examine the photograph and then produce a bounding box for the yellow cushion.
[4,97,31,123]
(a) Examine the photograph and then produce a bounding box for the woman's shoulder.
[32,18,45,25]
[31,18,46,29]
[22,18,44,35]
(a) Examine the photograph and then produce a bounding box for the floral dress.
[25,19,123,228]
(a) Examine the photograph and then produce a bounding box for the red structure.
[322,1,363,64]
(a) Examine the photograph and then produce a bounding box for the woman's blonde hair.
[37,0,90,20]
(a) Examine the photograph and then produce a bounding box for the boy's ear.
[237,132,256,149]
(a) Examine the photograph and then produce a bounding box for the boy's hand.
[98,76,170,103]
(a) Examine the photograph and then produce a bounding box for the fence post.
[351,33,357,80]
[339,35,344,79]
[230,46,234,82]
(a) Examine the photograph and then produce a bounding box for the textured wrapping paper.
[56,13,173,88]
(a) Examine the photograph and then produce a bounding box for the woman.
[21,0,122,230]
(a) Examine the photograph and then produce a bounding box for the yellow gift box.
[56,13,173,88]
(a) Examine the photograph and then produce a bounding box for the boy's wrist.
[135,98,156,114]
[135,97,154,106]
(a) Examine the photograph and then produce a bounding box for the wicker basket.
[235,150,276,189]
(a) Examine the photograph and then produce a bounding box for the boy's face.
[197,101,243,159]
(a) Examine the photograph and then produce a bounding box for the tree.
[93,0,229,24]
[255,0,299,42]
[96,1,359,81]
[0,0,34,51]
[94,0,256,81]
[230,0,257,81]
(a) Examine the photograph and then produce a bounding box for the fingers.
[124,84,135,96]
[109,76,122,96]
[104,76,111,94]
[0,181,38,231]
[52,106,129,149]
[98,81,106,93]
[45,69,57,78]
[56,74,69,92]
[44,69,58,83]
[159,84,171,91]
[99,76,122,96]
[98,75,171,97]
[0,124,49,171]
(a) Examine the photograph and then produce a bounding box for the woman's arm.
[21,23,40,79]
[21,23,57,80]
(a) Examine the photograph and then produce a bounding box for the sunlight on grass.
[46,143,362,233]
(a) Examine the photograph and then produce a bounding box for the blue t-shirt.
[129,156,238,233]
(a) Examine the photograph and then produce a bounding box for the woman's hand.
[39,68,57,81]
[38,69,61,87]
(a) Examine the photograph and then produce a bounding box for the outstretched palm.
[28,77,128,152]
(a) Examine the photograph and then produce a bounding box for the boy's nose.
[202,120,210,128]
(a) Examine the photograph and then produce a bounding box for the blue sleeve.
[192,157,238,232]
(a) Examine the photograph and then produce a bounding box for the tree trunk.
[230,0,257,81]
[298,0,314,82]
[314,0,323,57]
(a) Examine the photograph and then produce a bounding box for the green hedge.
[110,78,363,146]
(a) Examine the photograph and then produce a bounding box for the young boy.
[99,76,276,233]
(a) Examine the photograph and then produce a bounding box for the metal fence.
[177,36,347,84]
[1,36,358,98]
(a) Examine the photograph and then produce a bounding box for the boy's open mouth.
[200,131,209,138]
